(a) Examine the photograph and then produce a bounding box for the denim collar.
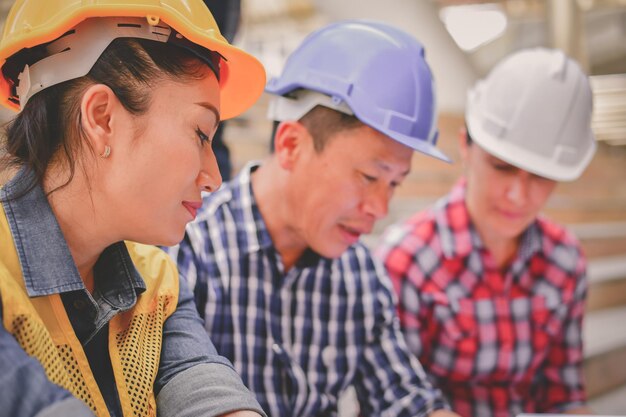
[1,168,145,298]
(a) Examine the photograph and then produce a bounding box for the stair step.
[584,306,626,397]
[570,222,626,240]
[573,222,626,259]
[585,306,626,358]
[588,384,626,415]
[588,256,626,284]
[581,236,626,259]
[587,256,626,312]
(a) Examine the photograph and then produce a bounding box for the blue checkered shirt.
[165,162,447,417]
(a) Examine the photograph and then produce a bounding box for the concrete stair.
[590,385,626,415]
[581,231,626,414]
[586,254,626,312]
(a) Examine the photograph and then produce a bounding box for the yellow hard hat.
[0,0,266,120]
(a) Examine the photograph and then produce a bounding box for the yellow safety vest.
[0,203,179,417]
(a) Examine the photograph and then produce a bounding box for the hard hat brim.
[0,5,266,119]
[267,81,451,163]
[466,111,596,182]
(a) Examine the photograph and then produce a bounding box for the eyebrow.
[195,102,221,128]
[375,160,410,177]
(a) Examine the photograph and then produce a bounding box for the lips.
[497,208,527,220]
[182,201,203,219]
[338,223,371,244]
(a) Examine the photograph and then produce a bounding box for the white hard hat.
[466,48,596,181]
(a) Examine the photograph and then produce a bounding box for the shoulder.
[535,215,586,274]
[379,209,437,252]
[339,242,380,269]
[126,241,179,285]
[536,216,584,256]
[537,215,581,247]
[337,243,396,294]
[375,208,440,279]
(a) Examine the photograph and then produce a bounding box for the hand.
[429,409,462,417]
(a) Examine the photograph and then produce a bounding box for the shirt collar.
[226,162,323,268]
[435,178,542,261]
[2,168,145,297]
[228,162,275,254]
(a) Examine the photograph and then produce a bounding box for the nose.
[197,148,222,193]
[362,184,390,220]
[506,172,530,205]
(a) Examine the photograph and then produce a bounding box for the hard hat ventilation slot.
[482,117,507,139]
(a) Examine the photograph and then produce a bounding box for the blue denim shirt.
[0,169,264,417]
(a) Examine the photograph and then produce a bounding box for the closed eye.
[362,173,377,183]
[492,161,516,172]
[196,126,210,145]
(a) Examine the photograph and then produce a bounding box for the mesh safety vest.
[0,203,179,417]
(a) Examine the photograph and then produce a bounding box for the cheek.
[529,183,556,211]
[466,175,492,207]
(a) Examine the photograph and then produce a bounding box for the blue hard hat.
[266,20,450,162]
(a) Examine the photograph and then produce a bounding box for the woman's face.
[462,138,557,244]
[105,70,222,246]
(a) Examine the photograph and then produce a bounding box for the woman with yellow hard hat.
[0,0,266,416]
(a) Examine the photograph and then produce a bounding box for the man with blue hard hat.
[166,20,460,417]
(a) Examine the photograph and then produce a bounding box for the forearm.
[156,363,265,417]
[34,398,95,417]
[155,273,265,416]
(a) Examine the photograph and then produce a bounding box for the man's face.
[286,124,412,259]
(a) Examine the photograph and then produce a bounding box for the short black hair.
[269,105,363,153]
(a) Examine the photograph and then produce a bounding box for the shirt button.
[73,299,87,310]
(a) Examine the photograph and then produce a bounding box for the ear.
[273,120,311,170]
[80,84,123,157]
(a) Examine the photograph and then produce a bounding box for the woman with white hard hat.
[0,0,266,416]
[377,48,595,416]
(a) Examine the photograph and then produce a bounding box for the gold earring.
[100,145,111,158]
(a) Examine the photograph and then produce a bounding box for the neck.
[465,197,519,271]
[43,165,115,292]
[251,160,306,272]
[480,230,519,270]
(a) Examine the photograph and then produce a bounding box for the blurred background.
[1,0,625,414]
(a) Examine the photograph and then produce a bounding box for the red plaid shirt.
[376,180,588,417]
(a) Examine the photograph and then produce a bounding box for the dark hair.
[269,105,363,153]
[1,37,211,200]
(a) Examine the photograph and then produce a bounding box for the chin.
[316,243,351,259]
[140,227,186,248]
[494,222,528,240]
[159,232,186,247]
